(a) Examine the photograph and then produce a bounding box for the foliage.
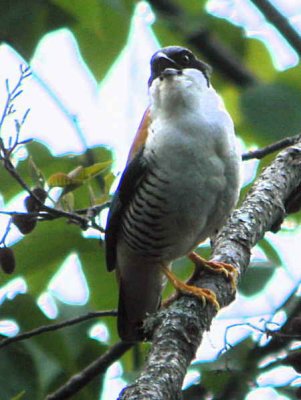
[0,1,301,399]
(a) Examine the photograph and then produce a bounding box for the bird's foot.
[188,252,238,292]
[161,266,220,310]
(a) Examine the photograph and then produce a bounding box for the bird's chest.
[121,119,238,261]
[149,132,229,229]
[147,118,230,208]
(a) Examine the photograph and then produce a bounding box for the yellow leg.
[161,266,220,310]
[188,252,238,292]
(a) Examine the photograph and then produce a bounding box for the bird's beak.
[149,52,179,86]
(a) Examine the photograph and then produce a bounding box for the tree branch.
[251,0,301,57]
[118,140,301,399]
[0,310,117,349]
[242,132,301,160]
[46,341,133,400]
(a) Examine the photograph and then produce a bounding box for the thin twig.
[0,65,31,135]
[214,297,301,400]
[0,70,107,234]
[0,149,105,231]
[0,154,101,230]
[0,219,12,245]
[0,310,117,349]
[46,341,133,400]
[251,0,301,57]
[76,202,111,216]
[242,133,301,160]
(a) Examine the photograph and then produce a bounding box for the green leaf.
[258,237,282,267]
[2,219,117,329]
[245,39,276,82]
[82,161,112,180]
[11,391,26,400]
[277,65,301,92]
[48,161,112,189]
[239,265,275,296]
[0,0,133,80]
[200,338,254,396]
[240,83,301,145]
[0,0,75,59]
[1,294,71,368]
[0,341,39,399]
[48,172,79,188]
[0,141,113,203]
[49,0,133,80]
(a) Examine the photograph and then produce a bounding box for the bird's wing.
[126,108,150,163]
[105,110,151,271]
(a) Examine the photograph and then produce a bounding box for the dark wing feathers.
[105,148,148,271]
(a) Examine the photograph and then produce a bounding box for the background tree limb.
[0,310,117,349]
[46,341,133,400]
[250,0,301,56]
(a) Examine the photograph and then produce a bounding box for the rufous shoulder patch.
[126,107,151,164]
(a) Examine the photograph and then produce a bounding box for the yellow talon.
[189,252,238,292]
[161,266,220,310]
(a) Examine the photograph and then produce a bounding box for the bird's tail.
[117,263,164,341]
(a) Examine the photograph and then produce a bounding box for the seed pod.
[24,187,47,212]
[0,247,16,274]
[12,214,37,234]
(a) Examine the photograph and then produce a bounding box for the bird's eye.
[181,53,191,65]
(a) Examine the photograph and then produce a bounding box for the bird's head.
[148,46,211,87]
[149,47,212,114]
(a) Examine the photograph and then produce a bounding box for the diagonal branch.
[46,341,133,400]
[0,310,117,349]
[118,140,301,399]
[242,132,301,160]
[251,0,301,57]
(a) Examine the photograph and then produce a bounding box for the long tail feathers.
[117,269,163,341]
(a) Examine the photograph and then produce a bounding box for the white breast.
[142,68,241,260]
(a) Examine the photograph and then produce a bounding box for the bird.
[105,46,241,342]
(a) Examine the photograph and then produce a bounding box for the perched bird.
[105,46,241,342]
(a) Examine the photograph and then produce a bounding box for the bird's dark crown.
[149,46,211,87]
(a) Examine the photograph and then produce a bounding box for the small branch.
[0,65,31,132]
[242,133,301,160]
[0,220,12,246]
[0,154,105,232]
[0,310,117,349]
[214,297,301,400]
[46,341,133,400]
[251,0,301,57]
[76,202,111,216]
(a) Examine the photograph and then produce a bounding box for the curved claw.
[188,252,238,292]
[161,266,220,310]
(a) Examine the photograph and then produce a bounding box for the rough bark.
[118,141,301,400]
